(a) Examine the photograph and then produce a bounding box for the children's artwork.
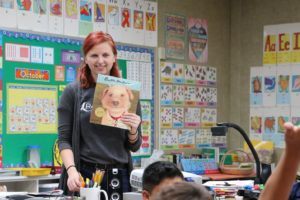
[165,14,186,60]
[185,64,196,84]
[277,106,290,134]
[17,0,32,11]
[184,107,200,128]
[80,0,92,21]
[120,0,133,44]
[32,0,47,32]
[49,0,61,16]
[291,66,300,106]
[160,129,178,150]
[94,0,105,22]
[16,0,34,30]
[172,85,185,105]
[291,107,300,126]
[133,10,143,29]
[160,84,172,106]
[188,18,208,64]
[144,0,157,47]
[196,128,212,148]
[160,61,173,83]
[178,129,195,149]
[121,8,130,28]
[131,0,144,45]
[264,116,275,133]
[93,0,106,32]
[160,107,172,128]
[263,66,276,107]
[108,4,119,25]
[277,66,290,105]
[250,108,263,140]
[48,0,63,34]
[250,67,263,106]
[172,107,184,128]
[172,63,184,84]
[90,74,141,130]
[64,0,79,36]
[107,0,121,42]
[0,0,17,28]
[79,0,93,37]
[33,0,46,15]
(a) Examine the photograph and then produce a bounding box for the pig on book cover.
[90,74,141,130]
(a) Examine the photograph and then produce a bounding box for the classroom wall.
[156,0,231,150]
[157,0,300,161]
[230,0,300,161]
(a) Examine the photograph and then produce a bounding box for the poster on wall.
[79,0,93,37]
[107,0,121,42]
[144,0,157,47]
[188,17,208,64]
[32,0,48,33]
[263,23,300,66]
[64,0,79,36]
[16,0,34,30]
[7,84,58,134]
[165,14,186,60]
[48,0,63,34]
[93,0,106,32]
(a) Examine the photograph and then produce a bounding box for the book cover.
[90,74,141,130]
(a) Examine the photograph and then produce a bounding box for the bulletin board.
[0,29,155,167]
[0,29,82,167]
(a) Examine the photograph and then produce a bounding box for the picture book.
[90,74,141,130]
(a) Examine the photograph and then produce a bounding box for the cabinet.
[0,174,60,193]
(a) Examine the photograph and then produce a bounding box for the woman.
[57,31,142,196]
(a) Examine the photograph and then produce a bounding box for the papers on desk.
[203,180,254,188]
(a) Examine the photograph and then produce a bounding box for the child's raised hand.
[284,122,300,156]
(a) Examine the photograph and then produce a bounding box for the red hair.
[78,31,120,88]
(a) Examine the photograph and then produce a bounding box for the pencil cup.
[80,187,108,200]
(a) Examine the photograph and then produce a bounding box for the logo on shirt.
[80,102,92,112]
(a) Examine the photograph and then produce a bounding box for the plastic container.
[27,145,41,168]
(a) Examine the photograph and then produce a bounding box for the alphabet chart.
[250,65,300,148]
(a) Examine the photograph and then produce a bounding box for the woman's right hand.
[67,167,82,192]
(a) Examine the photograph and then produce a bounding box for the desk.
[203,173,256,181]
[0,174,60,193]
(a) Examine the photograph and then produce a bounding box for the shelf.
[0,174,60,192]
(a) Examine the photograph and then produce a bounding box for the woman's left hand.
[121,112,141,134]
